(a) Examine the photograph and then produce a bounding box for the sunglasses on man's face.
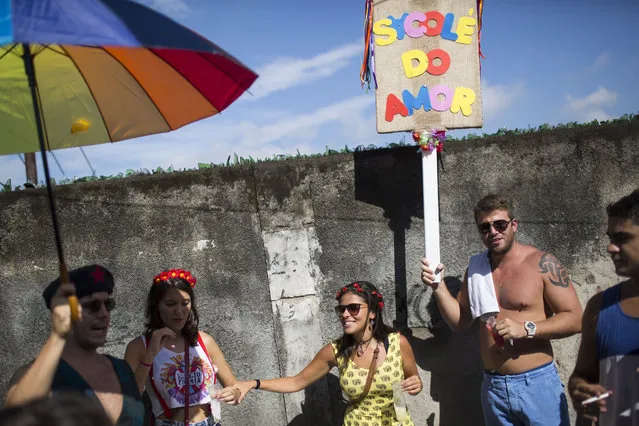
[477,219,514,235]
[334,303,366,316]
[81,298,116,314]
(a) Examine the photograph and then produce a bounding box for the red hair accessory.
[334,283,385,311]
[153,268,196,288]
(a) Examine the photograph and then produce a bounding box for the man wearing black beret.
[4,265,144,426]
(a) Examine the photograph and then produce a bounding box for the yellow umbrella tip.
[71,118,91,134]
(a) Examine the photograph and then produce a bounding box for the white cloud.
[245,42,362,100]
[238,95,373,145]
[0,94,377,186]
[565,86,617,111]
[134,0,190,17]
[589,52,611,72]
[481,80,526,119]
[564,86,617,121]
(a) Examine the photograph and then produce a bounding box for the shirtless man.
[5,265,143,426]
[421,194,582,426]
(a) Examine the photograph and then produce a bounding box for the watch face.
[525,322,535,332]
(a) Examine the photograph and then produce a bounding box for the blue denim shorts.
[155,417,221,426]
[481,361,570,426]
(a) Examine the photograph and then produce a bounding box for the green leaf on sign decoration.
[125,169,136,177]
[198,163,212,169]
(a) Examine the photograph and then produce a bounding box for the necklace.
[356,337,374,357]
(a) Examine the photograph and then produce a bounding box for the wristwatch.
[524,321,537,339]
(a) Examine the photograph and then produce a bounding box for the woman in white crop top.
[124,268,248,426]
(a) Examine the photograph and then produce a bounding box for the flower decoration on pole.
[412,129,446,153]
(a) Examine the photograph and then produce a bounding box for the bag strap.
[184,337,190,426]
[142,336,172,420]
[197,333,218,387]
[348,342,380,406]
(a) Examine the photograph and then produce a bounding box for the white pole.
[422,146,441,283]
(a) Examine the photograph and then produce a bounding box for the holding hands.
[213,386,242,405]
[401,375,422,395]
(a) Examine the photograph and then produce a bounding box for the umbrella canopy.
[0,0,257,320]
[0,0,258,155]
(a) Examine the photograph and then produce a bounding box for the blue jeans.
[155,417,221,426]
[481,362,570,426]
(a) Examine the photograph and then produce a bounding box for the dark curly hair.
[144,276,200,346]
[607,188,639,225]
[334,281,393,360]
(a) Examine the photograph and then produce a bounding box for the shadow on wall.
[409,276,485,426]
[354,148,485,426]
[287,374,347,426]
[354,147,424,334]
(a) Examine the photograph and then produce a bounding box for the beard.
[487,234,515,256]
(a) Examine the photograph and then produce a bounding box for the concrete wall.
[1,120,638,425]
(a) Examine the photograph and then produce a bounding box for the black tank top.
[52,355,144,426]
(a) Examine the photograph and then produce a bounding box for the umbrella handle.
[59,263,80,322]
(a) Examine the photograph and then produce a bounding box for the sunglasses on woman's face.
[477,219,514,234]
[334,303,366,316]
[81,298,116,314]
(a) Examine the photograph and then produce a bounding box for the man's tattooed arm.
[538,253,571,288]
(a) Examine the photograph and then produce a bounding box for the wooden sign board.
[373,0,483,132]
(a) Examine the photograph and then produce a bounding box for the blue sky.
[1,0,638,185]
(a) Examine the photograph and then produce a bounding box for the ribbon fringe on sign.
[360,0,377,91]
[361,0,485,88]
[477,0,485,60]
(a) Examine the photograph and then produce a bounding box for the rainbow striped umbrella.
[0,0,257,318]
[0,0,257,154]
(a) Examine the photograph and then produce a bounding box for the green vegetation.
[2,113,637,192]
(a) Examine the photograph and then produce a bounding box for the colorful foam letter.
[421,11,445,36]
[385,94,409,122]
[441,13,458,41]
[373,18,397,46]
[402,86,432,116]
[450,87,476,116]
[429,85,454,111]
[401,49,428,79]
[404,12,427,38]
[456,15,477,44]
[388,13,409,41]
[426,49,451,76]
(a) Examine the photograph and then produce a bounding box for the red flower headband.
[335,282,384,310]
[153,268,197,288]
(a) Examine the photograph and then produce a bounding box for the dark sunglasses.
[477,219,514,234]
[81,298,116,313]
[334,303,366,316]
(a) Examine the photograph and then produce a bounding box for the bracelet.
[140,360,152,368]
[254,379,261,390]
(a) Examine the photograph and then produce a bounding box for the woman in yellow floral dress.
[234,281,422,425]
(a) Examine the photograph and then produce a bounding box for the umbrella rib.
[27,45,55,152]
[0,43,18,62]
[59,45,114,142]
[98,46,171,131]
[42,44,69,57]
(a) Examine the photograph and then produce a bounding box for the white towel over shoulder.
[467,250,500,320]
